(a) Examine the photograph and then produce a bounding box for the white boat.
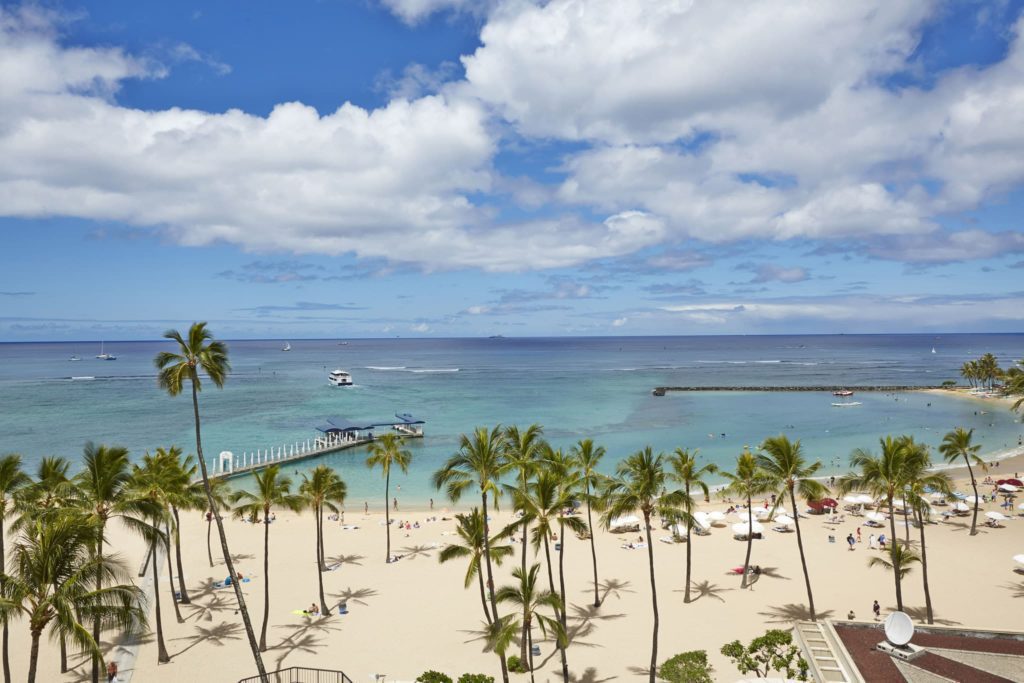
[282,342,291,352]
[96,342,116,361]
[69,355,81,361]
[931,347,936,354]
[832,401,862,407]
[328,369,353,386]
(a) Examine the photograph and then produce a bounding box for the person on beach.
[430,498,434,510]
[106,660,118,682]
[364,501,368,514]
[873,600,881,620]
[856,528,862,543]
[847,610,856,620]
[393,497,398,511]
[868,533,876,549]
[846,533,856,550]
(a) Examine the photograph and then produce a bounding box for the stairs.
[794,621,859,682]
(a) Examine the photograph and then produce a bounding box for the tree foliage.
[721,629,809,681]
[658,650,713,683]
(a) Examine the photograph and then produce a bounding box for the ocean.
[1,334,1021,507]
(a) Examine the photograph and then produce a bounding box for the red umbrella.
[996,479,1023,487]
[808,498,838,512]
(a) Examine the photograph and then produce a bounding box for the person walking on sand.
[856,527,862,543]
[106,660,118,683]
[868,533,876,549]
[873,600,881,620]
[393,496,398,511]
[364,501,368,514]
[846,533,856,551]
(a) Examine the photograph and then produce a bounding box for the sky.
[1,0,1024,340]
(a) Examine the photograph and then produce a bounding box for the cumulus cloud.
[378,0,497,24]
[742,263,811,284]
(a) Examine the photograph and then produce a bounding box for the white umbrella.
[707,510,727,522]
[610,515,640,530]
[669,523,687,537]
[855,494,874,505]
[691,512,711,530]
[999,484,1019,493]
[866,511,887,523]
[1017,503,1024,511]
[953,502,970,512]
[774,514,795,526]
[963,495,983,505]
[1014,554,1024,566]
[749,506,770,516]
[732,521,764,536]
[929,492,947,499]
[843,495,862,504]
[986,511,1008,521]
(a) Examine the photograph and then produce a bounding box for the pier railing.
[237,667,353,683]
[652,385,945,396]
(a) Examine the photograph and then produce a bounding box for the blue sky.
[1,0,1023,340]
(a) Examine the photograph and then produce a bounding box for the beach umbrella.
[842,494,862,504]
[1017,503,1024,511]
[692,512,711,530]
[707,511,726,522]
[997,478,1024,487]
[998,484,1019,493]
[866,511,886,523]
[855,494,874,505]
[1014,554,1024,566]
[669,523,687,537]
[610,515,641,530]
[731,521,764,536]
[929,492,947,499]
[775,514,795,527]
[963,495,983,505]
[986,511,1008,521]
[953,502,970,512]
[808,498,838,512]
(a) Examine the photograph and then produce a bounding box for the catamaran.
[282,342,291,352]
[96,342,116,361]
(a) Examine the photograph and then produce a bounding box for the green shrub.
[457,675,494,683]
[658,650,713,683]
[416,672,453,683]
[506,655,528,673]
[721,629,809,681]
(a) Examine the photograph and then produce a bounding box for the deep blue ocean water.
[1,334,1021,507]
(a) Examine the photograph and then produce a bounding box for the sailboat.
[96,342,117,361]
[282,342,291,352]
[931,347,936,354]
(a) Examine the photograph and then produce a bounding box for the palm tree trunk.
[684,516,693,603]
[557,519,569,683]
[790,486,816,620]
[316,508,329,615]
[477,567,492,624]
[481,491,510,683]
[916,507,934,624]
[741,494,754,589]
[966,459,980,536]
[172,506,191,604]
[91,526,104,683]
[165,521,184,623]
[26,630,41,683]
[59,635,67,673]
[887,492,903,611]
[585,484,600,608]
[260,508,270,651]
[527,621,535,683]
[1,517,7,683]
[384,469,391,563]
[318,504,328,571]
[190,379,266,679]
[643,511,659,683]
[902,494,910,543]
[542,535,558,615]
[519,472,529,660]
[151,539,170,663]
[207,515,214,567]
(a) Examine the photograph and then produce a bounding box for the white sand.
[6,451,1024,683]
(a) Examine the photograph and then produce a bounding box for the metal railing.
[238,667,353,683]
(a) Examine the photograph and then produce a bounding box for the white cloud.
[410,322,431,333]
[379,0,495,25]
[611,317,627,327]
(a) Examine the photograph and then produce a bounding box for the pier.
[212,413,425,480]
[651,385,946,396]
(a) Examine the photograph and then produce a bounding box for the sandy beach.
[5,443,1022,683]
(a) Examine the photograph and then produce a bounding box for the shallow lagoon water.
[1,334,1021,505]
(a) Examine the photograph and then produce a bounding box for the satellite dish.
[884,611,915,647]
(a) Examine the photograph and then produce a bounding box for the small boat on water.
[832,389,854,397]
[282,342,291,352]
[328,369,353,387]
[832,401,862,407]
[69,355,81,361]
[96,342,116,361]
[931,347,936,354]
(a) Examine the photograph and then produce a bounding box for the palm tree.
[570,439,606,608]
[757,435,827,620]
[438,509,513,624]
[203,478,230,568]
[938,428,987,536]
[721,450,771,590]
[433,425,510,683]
[601,446,672,683]
[1005,359,1024,411]
[666,448,717,604]
[0,514,145,683]
[0,454,28,683]
[868,544,921,597]
[838,436,910,610]
[299,466,347,614]
[155,322,266,679]
[73,442,149,683]
[901,438,951,625]
[365,433,412,564]
[494,563,566,683]
[231,464,303,651]
[165,450,204,607]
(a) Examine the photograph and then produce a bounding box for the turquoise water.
[1,335,1021,506]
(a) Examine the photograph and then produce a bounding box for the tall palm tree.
[601,446,672,683]
[438,508,513,624]
[666,448,717,604]
[494,563,566,683]
[1005,359,1024,411]
[757,436,827,619]
[570,439,606,608]
[901,438,951,625]
[129,450,182,663]
[365,433,412,564]
[0,514,145,683]
[155,322,267,679]
[838,436,910,610]
[433,425,510,683]
[0,454,28,683]
[868,544,921,599]
[938,428,986,536]
[231,464,303,651]
[299,466,347,614]
[203,478,231,568]
[165,450,204,606]
[721,450,771,590]
[73,442,149,683]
